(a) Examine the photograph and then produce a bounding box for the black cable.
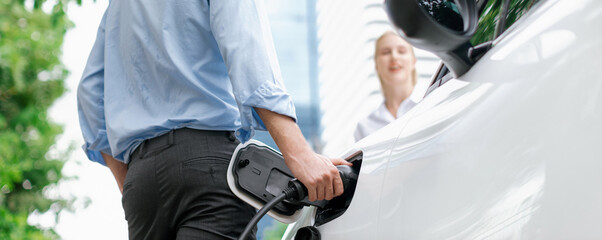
[237,168,350,239]
[238,185,300,240]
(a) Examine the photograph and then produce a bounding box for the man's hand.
[284,150,351,201]
[255,108,352,201]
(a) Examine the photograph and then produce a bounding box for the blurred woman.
[354,31,418,142]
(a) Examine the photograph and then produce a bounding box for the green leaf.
[0,0,81,238]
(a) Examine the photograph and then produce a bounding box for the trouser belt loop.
[138,129,175,159]
[137,141,146,158]
[227,131,236,142]
[168,129,175,145]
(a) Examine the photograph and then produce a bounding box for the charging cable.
[238,180,307,240]
[238,165,355,240]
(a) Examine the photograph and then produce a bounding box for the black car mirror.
[385,0,478,77]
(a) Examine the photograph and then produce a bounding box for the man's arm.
[102,152,127,194]
[77,11,113,166]
[207,0,349,201]
[255,108,351,202]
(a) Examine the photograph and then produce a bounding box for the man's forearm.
[102,152,127,194]
[254,108,312,160]
[254,108,349,201]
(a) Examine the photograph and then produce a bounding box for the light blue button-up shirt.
[77,0,296,165]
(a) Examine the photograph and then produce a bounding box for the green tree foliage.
[472,0,539,45]
[262,222,288,240]
[0,0,76,238]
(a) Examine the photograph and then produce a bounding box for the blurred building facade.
[253,0,322,152]
[254,1,440,238]
[314,0,441,156]
[253,0,322,238]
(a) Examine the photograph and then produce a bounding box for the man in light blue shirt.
[77,0,349,238]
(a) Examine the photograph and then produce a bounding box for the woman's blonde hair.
[374,31,417,86]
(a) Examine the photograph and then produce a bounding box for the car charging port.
[230,143,362,240]
[238,164,358,240]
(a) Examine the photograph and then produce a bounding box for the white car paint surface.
[285,0,602,238]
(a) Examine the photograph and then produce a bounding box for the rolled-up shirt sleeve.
[208,0,296,142]
[77,12,112,166]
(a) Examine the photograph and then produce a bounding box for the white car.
[280,0,602,239]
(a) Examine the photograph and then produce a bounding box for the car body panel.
[284,0,602,238]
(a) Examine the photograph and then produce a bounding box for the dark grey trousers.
[122,128,257,240]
